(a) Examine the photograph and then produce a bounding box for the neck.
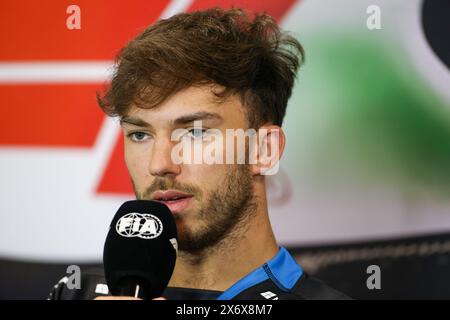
[168,183,278,291]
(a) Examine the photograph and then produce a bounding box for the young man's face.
[121,85,257,252]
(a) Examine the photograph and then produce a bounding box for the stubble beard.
[133,164,257,256]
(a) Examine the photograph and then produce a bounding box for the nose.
[148,136,181,178]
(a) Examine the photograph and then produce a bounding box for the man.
[49,7,349,300]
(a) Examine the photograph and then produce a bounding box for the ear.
[250,124,286,176]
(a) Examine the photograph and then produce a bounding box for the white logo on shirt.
[260,291,278,300]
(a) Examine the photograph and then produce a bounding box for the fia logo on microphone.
[116,213,163,239]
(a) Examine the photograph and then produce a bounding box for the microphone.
[103,200,178,299]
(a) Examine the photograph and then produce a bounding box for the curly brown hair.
[97,7,304,127]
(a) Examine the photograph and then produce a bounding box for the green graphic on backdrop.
[285,32,450,198]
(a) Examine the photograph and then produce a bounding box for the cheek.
[124,144,148,182]
[184,163,228,189]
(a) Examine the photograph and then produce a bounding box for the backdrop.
[1,0,449,299]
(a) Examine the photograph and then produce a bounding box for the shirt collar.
[217,246,303,300]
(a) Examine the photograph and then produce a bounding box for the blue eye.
[129,132,150,142]
[187,128,207,139]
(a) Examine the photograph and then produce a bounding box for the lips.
[151,190,193,214]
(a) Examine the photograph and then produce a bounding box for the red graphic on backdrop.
[0,84,105,147]
[0,0,170,61]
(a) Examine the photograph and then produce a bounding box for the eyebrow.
[119,116,152,128]
[119,111,223,128]
[173,111,222,125]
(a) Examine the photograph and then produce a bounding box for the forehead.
[125,85,248,126]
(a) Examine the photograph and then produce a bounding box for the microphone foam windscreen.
[103,200,178,298]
